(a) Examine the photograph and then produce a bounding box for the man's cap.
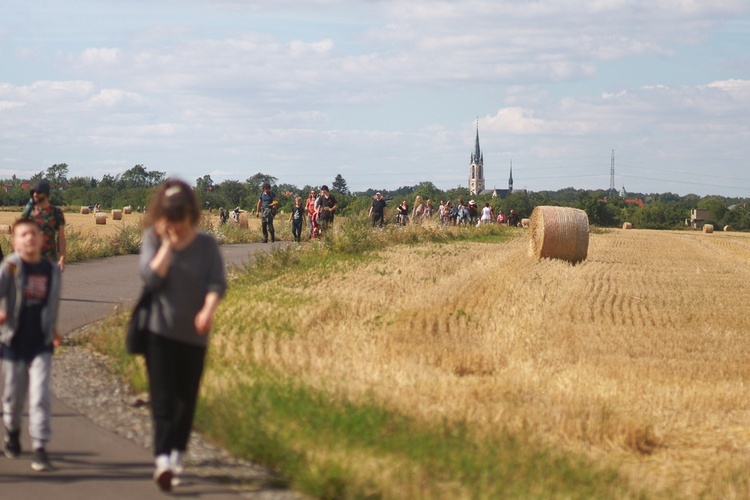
[375,192,382,196]
[321,185,329,191]
[30,179,51,196]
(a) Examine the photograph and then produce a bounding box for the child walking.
[289,196,305,243]
[0,219,62,472]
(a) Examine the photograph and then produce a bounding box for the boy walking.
[289,196,305,243]
[0,219,62,471]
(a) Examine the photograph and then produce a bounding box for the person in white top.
[480,203,493,225]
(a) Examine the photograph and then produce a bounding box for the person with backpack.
[21,180,66,272]
[255,182,278,243]
[316,185,338,233]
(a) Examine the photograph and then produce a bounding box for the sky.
[1,0,750,198]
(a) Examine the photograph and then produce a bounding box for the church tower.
[508,160,514,193]
[469,121,485,195]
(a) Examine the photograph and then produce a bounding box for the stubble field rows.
[209,227,750,496]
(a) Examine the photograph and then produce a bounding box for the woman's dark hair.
[143,179,201,228]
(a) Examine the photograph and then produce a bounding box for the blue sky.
[2,0,749,197]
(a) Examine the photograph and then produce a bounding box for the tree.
[100,173,118,187]
[332,174,350,195]
[148,169,166,186]
[412,181,442,203]
[196,174,214,192]
[246,173,278,195]
[217,180,247,208]
[45,163,69,186]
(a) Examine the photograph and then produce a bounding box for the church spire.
[473,118,481,162]
[508,160,514,192]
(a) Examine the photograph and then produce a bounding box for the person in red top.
[305,189,318,239]
[21,180,66,272]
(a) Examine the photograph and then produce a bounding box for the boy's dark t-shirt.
[1,259,53,363]
[291,205,303,224]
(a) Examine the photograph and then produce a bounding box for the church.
[469,123,513,198]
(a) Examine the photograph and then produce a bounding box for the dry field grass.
[211,227,750,497]
[0,208,263,236]
[0,209,143,236]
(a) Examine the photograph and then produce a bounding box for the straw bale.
[703,224,714,234]
[239,213,249,229]
[521,218,530,228]
[112,209,123,221]
[95,213,107,225]
[80,206,90,215]
[723,225,733,232]
[529,206,589,263]
[622,222,633,230]
[123,206,132,215]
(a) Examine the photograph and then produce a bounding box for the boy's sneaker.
[4,429,20,458]
[31,448,53,472]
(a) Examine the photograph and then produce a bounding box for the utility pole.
[609,149,615,196]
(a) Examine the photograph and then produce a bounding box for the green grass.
[195,372,635,499]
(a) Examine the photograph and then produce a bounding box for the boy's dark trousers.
[292,220,302,242]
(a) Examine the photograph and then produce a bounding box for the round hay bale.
[724,225,733,232]
[239,213,249,229]
[123,206,132,215]
[622,222,633,230]
[95,213,107,225]
[703,224,714,234]
[520,218,530,228]
[529,206,589,263]
[0,224,11,234]
[111,209,123,221]
[80,206,90,215]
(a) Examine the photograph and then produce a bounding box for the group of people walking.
[370,194,522,228]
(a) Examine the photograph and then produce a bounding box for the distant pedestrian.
[306,189,318,238]
[412,196,425,223]
[316,185,338,233]
[369,192,387,227]
[480,203,492,225]
[255,182,278,243]
[507,209,520,227]
[21,180,66,272]
[218,207,228,225]
[397,200,409,225]
[139,180,227,492]
[496,209,505,224]
[0,218,62,472]
[289,196,305,242]
[424,199,435,220]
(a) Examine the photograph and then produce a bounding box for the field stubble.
[212,227,750,496]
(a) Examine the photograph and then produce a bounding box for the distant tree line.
[2,164,748,230]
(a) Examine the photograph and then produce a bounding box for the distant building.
[618,186,644,207]
[469,122,485,196]
[468,123,514,198]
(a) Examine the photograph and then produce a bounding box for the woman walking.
[139,179,227,491]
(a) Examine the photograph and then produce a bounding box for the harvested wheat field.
[0,209,262,236]
[0,209,143,236]
[211,227,750,497]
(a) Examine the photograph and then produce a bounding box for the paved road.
[0,242,289,499]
